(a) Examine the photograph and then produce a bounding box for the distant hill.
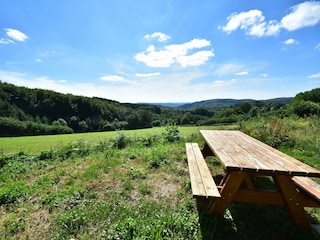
[177,98,293,110]
[140,102,189,108]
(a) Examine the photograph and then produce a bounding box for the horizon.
[1,1,320,103]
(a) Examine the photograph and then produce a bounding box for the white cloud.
[5,28,28,42]
[36,58,43,62]
[177,50,214,67]
[135,72,161,77]
[281,1,320,31]
[144,32,171,42]
[316,43,320,50]
[135,38,214,68]
[100,75,128,83]
[308,73,320,78]
[220,10,281,37]
[220,1,320,37]
[235,71,248,76]
[212,79,237,87]
[1,28,28,45]
[284,38,299,45]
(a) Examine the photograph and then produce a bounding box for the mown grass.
[0,126,223,154]
[0,122,320,239]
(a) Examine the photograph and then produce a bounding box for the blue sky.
[0,0,320,103]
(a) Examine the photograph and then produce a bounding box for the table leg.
[244,174,255,190]
[273,175,311,229]
[202,143,214,158]
[209,171,246,214]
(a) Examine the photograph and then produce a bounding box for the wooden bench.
[185,143,221,199]
[293,176,320,207]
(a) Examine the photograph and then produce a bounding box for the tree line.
[0,81,319,137]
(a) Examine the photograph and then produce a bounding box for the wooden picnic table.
[195,130,320,229]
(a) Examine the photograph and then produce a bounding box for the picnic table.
[186,130,320,229]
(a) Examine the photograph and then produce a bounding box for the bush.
[163,125,182,143]
[113,132,130,149]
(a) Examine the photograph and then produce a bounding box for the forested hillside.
[0,81,319,137]
[179,98,293,109]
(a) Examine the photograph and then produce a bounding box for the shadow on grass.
[196,200,320,240]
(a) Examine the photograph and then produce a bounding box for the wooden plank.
[192,143,221,198]
[293,176,320,206]
[201,130,320,177]
[186,143,206,197]
[200,130,241,171]
[226,131,289,174]
[234,131,320,177]
[233,189,285,205]
[186,143,221,199]
[201,130,273,173]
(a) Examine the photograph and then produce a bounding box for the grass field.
[0,126,227,154]
[1,122,320,239]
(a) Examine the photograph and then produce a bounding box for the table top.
[200,130,320,177]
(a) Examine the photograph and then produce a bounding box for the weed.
[148,147,170,169]
[113,132,130,149]
[3,211,26,235]
[138,183,151,195]
[83,164,101,180]
[128,167,147,180]
[163,124,182,143]
[53,207,88,236]
[0,182,29,204]
[123,179,133,190]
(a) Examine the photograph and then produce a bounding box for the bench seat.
[293,176,320,206]
[185,143,221,199]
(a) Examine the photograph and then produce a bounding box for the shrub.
[163,125,182,143]
[113,132,130,149]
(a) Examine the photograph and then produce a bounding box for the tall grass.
[240,115,320,167]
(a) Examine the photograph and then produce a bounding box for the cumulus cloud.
[220,1,320,37]
[0,28,28,44]
[219,10,281,37]
[5,28,28,41]
[135,38,214,68]
[144,32,171,42]
[284,38,299,45]
[308,73,320,78]
[281,1,320,31]
[135,72,161,77]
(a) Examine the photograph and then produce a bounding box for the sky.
[0,0,320,103]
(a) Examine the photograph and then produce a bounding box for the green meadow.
[1,120,320,239]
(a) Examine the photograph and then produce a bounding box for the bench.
[293,176,320,206]
[185,143,221,199]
